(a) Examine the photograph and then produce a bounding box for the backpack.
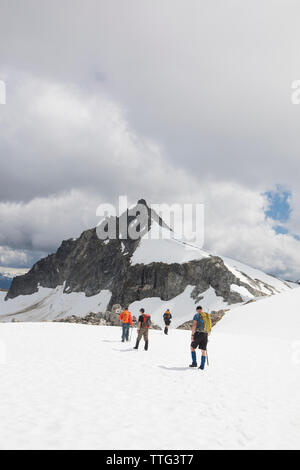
[201,312,212,333]
[195,312,211,333]
[143,314,151,329]
[121,310,130,323]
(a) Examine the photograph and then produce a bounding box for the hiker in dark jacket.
[163,309,172,335]
[134,308,151,351]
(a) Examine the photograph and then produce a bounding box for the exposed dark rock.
[6,200,267,314]
[6,228,138,300]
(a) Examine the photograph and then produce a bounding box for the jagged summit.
[2,200,297,324]
[96,198,172,241]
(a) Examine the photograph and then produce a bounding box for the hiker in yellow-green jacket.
[189,306,212,370]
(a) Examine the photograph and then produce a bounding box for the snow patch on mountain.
[0,287,111,322]
[3,201,298,323]
[223,256,292,294]
[130,221,294,298]
[131,225,208,265]
[230,284,255,302]
[129,285,230,328]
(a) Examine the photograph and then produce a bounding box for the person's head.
[196,306,203,313]
[140,308,145,314]
[125,306,129,311]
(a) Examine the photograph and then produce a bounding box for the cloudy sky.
[1,0,300,279]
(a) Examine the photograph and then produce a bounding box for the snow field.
[0,286,299,451]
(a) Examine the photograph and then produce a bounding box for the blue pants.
[122,323,130,341]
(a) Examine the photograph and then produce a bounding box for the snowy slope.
[0,282,235,327]
[131,226,208,265]
[128,230,297,325]
[0,288,299,450]
[1,249,295,323]
[0,287,111,322]
[129,285,230,328]
[2,216,297,322]
[215,284,300,340]
[222,256,293,294]
[131,226,293,295]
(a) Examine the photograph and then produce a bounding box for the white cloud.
[0,189,101,252]
[1,179,300,279]
[202,182,300,280]
[1,2,300,278]
[0,246,29,267]
[0,73,193,203]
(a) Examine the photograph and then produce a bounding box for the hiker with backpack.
[120,307,133,342]
[189,306,212,370]
[163,309,172,335]
[134,308,151,351]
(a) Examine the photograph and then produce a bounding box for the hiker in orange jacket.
[120,307,133,342]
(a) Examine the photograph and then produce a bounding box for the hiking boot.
[189,363,198,368]
[199,356,206,370]
[144,340,149,351]
[133,339,140,350]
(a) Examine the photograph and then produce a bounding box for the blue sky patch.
[265,186,291,223]
[273,225,289,235]
[265,186,300,240]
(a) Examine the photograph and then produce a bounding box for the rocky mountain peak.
[5,200,290,323]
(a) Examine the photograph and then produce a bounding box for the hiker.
[134,308,151,350]
[120,307,133,342]
[163,309,172,335]
[189,306,212,370]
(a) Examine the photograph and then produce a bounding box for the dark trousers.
[122,323,130,341]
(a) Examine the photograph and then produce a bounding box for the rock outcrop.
[54,304,162,329]
[6,200,268,316]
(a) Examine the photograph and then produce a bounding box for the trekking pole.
[206,309,210,367]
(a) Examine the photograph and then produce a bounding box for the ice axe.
[206,309,210,367]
